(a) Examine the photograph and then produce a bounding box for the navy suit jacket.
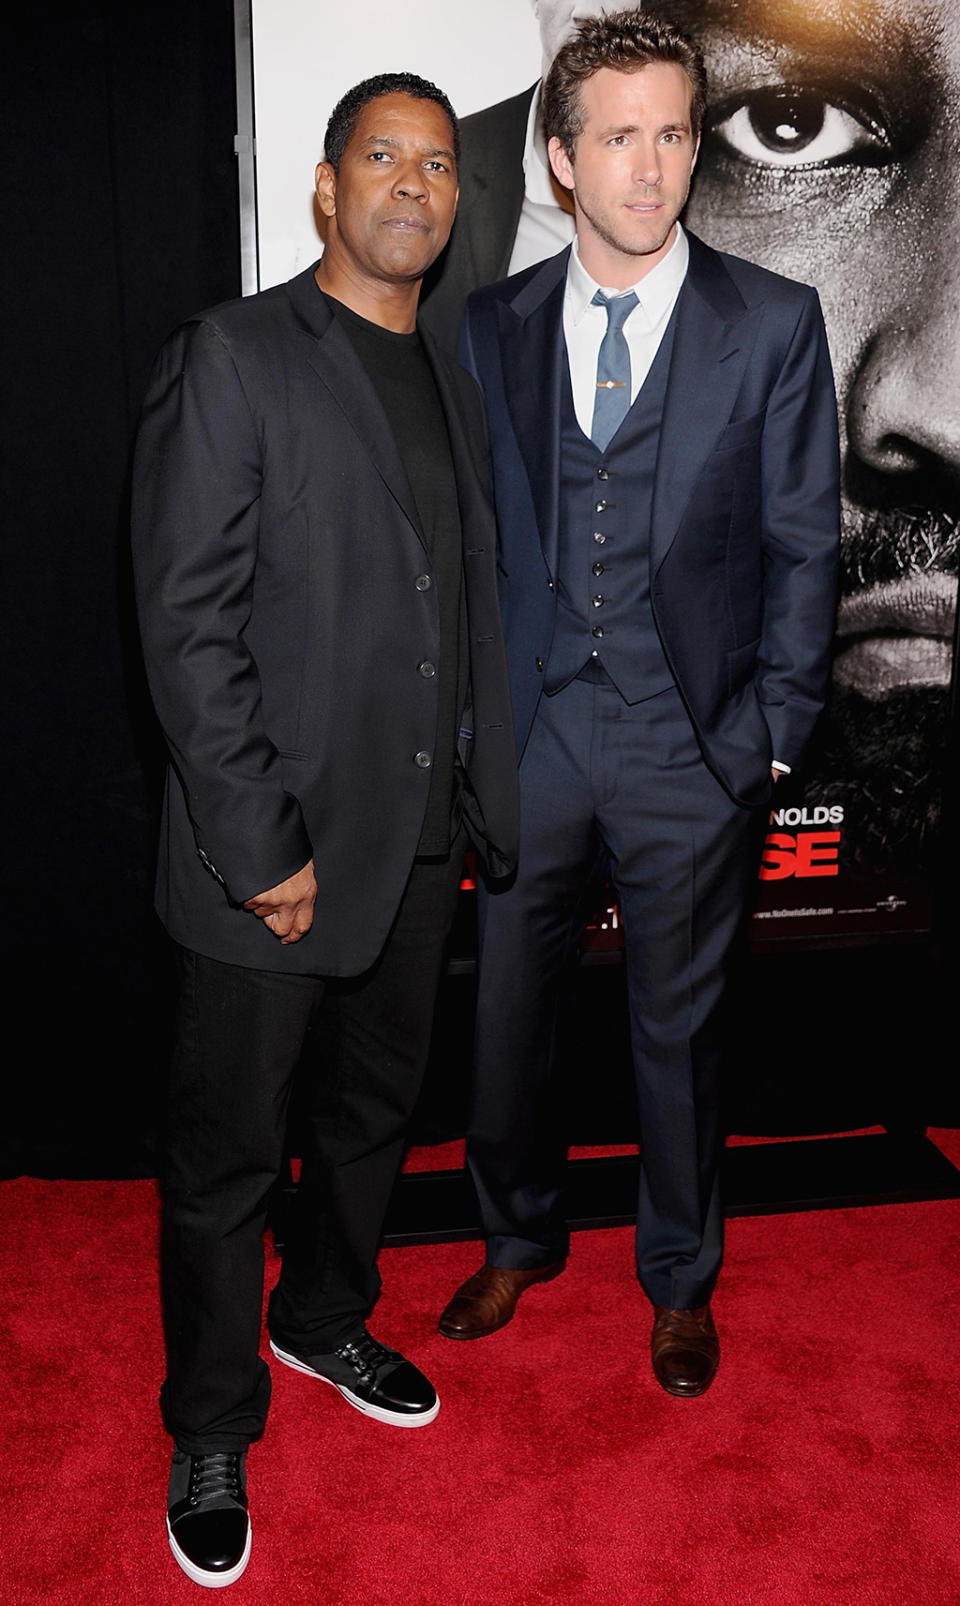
[459,232,841,808]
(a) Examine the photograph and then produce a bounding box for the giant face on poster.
[663,0,959,942]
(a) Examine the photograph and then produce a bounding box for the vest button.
[592,594,605,608]
[418,660,436,677]
[595,499,609,513]
[591,625,604,638]
[592,561,605,576]
[596,466,609,480]
[414,750,432,768]
[593,532,606,545]
[415,574,432,591]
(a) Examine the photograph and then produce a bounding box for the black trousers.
[159,840,464,1454]
[468,677,763,1311]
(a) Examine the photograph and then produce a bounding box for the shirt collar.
[566,224,689,328]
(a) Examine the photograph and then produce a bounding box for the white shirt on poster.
[507,84,576,275]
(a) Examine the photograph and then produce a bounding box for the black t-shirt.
[320,291,466,855]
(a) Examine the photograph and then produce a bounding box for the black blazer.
[460,235,841,807]
[132,265,518,975]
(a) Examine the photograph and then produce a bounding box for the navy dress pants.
[159,841,464,1453]
[468,676,763,1311]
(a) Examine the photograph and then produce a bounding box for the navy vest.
[544,306,679,703]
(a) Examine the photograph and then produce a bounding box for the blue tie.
[590,289,638,451]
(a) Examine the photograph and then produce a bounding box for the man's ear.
[315,160,337,219]
[548,135,574,194]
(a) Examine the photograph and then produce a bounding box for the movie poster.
[250,0,959,946]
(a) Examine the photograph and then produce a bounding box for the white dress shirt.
[562,225,689,438]
[507,85,577,276]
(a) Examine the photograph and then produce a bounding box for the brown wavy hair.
[542,9,707,160]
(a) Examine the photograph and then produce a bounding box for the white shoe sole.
[167,1515,252,1589]
[269,1339,440,1427]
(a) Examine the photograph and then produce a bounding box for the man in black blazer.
[437,13,839,1392]
[133,73,517,1588]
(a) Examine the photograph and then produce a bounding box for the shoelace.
[188,1452,243,1507]
[336,1329,400,1386]
[656,1307,709,1337]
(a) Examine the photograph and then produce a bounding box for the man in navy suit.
[438,10,840,1394]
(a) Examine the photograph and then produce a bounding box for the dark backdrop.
[2,1,240,1175]
[2,0,957,1183]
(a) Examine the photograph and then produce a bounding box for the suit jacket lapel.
[498,251,569,579]
[285,266,424,543]
[462,85,533,286]
[491,238,761,582]
[651,231,763,570]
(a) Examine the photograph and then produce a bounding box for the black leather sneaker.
[269,1327,439,1426]
[166,1448,251,1588]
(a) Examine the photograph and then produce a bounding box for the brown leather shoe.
[438,1263,565,1340]
[651,1304,720,1397]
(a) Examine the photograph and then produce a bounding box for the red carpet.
[3,1137,960,1605]
[403,1128,889,1172]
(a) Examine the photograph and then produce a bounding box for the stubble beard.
[800,498,959,876]
[802,682,950,874]
[574,187,682,266]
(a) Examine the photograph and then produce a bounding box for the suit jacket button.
[535,656,544,671]
[414,750,432,768]
[418,660,437,677]
[415,574,432,591]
